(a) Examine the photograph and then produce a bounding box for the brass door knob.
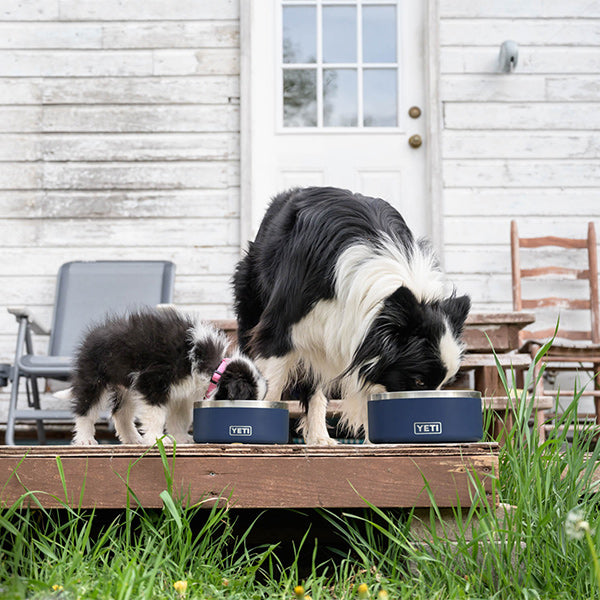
[408,106,421,119]
[408,134,422,148]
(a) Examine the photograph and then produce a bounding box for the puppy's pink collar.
[204,358,231,399]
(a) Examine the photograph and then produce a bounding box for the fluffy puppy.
[66,309,267,445]
[233,186,471,445]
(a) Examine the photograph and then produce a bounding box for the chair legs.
[26,376,47,444]
[5,367,19,446]
[594,362,600,429]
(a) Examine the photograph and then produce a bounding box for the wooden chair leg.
[594,362,600,427]
[534,408,546,442]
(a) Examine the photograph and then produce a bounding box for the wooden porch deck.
[0,443,498,510]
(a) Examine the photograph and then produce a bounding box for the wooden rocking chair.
[510,220,600,431]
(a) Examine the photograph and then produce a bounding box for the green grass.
[3,341,600,599]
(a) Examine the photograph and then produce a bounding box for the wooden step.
[0,443,498,510]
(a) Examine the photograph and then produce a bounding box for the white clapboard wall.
[0,2,241,419]
[439,0,600,312]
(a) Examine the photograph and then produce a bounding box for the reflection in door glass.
[281,1,399,127]
[364,69,397,127]
[322,5,357,63]
[282,6,317,63]
[363,5,396,63]
[283,69,317,127]
[323,69,358,126]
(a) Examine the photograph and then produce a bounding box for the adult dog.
[65,308,267,445]
[233,186,470,444]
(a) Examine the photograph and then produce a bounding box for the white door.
[242,0,428,241]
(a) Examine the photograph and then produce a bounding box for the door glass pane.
[363,69,397,126]
[323,69,357,126]
[323,5,356,63]
[283,6,317,63]
[363,5,397,63]
[283,69,317,126]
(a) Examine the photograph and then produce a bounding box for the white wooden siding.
[0,1,241,419]
[439,2,600,312]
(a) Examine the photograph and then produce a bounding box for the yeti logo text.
[229,425,252,436]
[413,421,442,435]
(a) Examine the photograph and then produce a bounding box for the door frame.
[240,0,444,260]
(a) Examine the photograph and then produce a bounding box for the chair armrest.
[7,307,50,335]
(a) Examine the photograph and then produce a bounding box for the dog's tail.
[53,387,73,401]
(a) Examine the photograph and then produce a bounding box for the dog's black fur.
[233,186,471,444]
[68,308,267,445]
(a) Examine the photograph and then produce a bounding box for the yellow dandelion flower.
[52,585,64,592]
[294,585,305,599]
[377,591,389,600]
[173,580,188,596]
[357,583,369,599]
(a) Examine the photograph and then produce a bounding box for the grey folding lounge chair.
[6,260,175,445]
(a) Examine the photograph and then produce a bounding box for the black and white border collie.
[233,186,471,445]
[64,308,267,445]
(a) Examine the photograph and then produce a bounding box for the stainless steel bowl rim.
[194,400,289,410]
[369,390,481,401]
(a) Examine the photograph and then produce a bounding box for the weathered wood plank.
[0,22,239,49]
[0,107,41,132]
[444,132,600,159]
[0,135,40,161]
[0,163,41,188]
[445,218,600,245]
[0,0,59,20]
[441,19,600,46]
[0,50,154,77]
[0,23,102,48]
[102,22,239,49]
[444,160,600,188]
[39,76,239,105]
[41,161,232,190]
[153,49,240,76]
[0,162,235,190]
[58,0,239,21]
[547,76,600,101]
[0,189,240,219]
[441,47,600,74]
[0,80,41,103]
[440,75,545,102]
[41,105,239,133]
[440,0,600,18]
[0,444,498,509]
[0,218,239,247]
[446,247,590,274]
[38,133,240,162]
[445,189,600,217]
[444,103,600,130]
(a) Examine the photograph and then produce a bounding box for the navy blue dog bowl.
[368,390,483,443]
[193,400,289,444]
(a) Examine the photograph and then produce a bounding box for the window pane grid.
[281,0,400,129]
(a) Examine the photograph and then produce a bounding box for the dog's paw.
[72,437,99,446]
[172,434,194,445]
[305,434,337,446]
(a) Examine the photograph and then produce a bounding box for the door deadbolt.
[408,134,422,148]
